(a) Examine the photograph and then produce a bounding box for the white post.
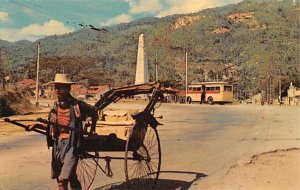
[35,42,40,107]
[185,51,188,104]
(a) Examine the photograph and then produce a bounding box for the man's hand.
[28,123,47,131]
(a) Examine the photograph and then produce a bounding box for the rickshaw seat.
[95,109,142,139]
[98,109,142,124]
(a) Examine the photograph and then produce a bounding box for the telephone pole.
[35,42,40,107]
[155,53,158,81]
[278,69,281,105]
[185,51,188,104]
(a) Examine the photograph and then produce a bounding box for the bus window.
[210,86,220,92]
[189,87,193,91]
[196,87,201,91]
[224,86,232,91]
[206,87,211,91]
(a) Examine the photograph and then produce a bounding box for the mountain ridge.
[0,0,299,99]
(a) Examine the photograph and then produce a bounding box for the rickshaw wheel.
[76,151,99,190]
[125,126,161,189]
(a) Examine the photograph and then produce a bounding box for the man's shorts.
[51,138,79,180]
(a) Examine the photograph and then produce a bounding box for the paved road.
[0,103,299,190]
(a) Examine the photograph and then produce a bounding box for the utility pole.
[35,42,40,107]
[278,69,281,105]
[269,76,272,103]
[155,53,158,81]
[185,51,188,104]
[266,76,270,103]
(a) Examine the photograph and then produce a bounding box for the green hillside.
[0,0,299,99]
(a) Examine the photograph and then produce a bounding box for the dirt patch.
[0,89,37,117]
[208,148,300,190]
[246,148,300,165]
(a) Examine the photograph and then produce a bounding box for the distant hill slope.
[0,0,299,98]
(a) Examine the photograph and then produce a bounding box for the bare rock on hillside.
[170,15,202,30]
[227,12,261,28]
[212,26,230,34]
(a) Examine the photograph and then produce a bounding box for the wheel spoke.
[76,152,98,190]
[125,126,161,189]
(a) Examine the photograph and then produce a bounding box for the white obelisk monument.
[135,33,149,85]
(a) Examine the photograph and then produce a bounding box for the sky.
[0,0,243,42]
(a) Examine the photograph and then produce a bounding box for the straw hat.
[50,74,76,84]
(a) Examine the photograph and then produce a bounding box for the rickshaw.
[4,82,168,190]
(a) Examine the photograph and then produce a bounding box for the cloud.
[0,28,38,42]
[157,0,242,17]
[0,20,74,42]
[20,19,74,36]
[0,11,9,23]
[101,13,133,26]
[126,0,163,14]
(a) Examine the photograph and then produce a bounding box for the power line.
[10,0,107,32]
[11,0,80,26]
[20,0,99,30]
[11,0,61,21]
[21,0,69,22]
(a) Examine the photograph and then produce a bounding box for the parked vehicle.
[186,82,234,104]
[246,99,252,104]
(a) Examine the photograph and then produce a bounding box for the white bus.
[186,82,234,104]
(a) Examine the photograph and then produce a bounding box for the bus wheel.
[187,96,192,104]
[207,96,214,105]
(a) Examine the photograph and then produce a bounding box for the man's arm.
[78,100,98,133]
[28,123,47,131]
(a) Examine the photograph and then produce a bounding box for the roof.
[86,85,109,94]
[71,84,85,91]
[190,81,230,85]
[17,79,36,87]
[72,84,87,96]
[165,87,179,93]
[177,90,186,96]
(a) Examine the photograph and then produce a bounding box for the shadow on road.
[93,170,207,190]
